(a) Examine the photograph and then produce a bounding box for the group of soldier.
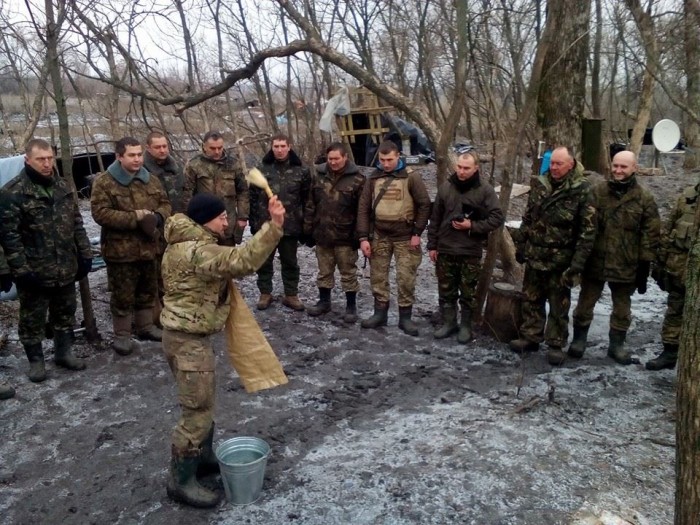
[0,134,696,508]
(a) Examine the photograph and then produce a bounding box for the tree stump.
[483,282,523,343]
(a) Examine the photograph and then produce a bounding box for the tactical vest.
[670,186,698,252]
[374,177,414,222]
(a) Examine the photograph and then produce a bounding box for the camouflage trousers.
[435,254,481,312]
[315,245,359,292]
[370,236,422,307]
[661,275,686,345]
[257,235,299,296]
[162,328,216,454]
[17,282,76,345]
[573,278,637,332]
[106,260,158,317]
[519,267,571,348]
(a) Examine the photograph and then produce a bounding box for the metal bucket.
[215,436,270,505]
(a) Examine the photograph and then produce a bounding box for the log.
[483,282,524,343]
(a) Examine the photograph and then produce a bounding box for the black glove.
[636,261,651,294]
[14,271,43,290]
[0,273,13,293]
[299,234,316,248]
[75,257,93,281]
[138,213,159,240]
[561,267,580,288]
[651,265,666,292]
[515,250,525,265]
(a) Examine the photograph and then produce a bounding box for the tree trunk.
[536,0,592,153]
[675,199,700,523]
[684,0,700,168]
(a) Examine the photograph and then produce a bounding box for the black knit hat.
[187,193,226,225]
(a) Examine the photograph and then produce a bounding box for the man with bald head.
[510,146,596,363]
[566,150,659,365]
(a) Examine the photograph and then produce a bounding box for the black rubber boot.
[607,328,632,365]
[54,330,86,371]
[0,382,15,400]
[645,342,679,371]
[166,446,220,508]
[457,308,473,343]
[24,343,46,383]
[307,288,332,317]
[509,338,540,354]
[197,424,220,477]
[567,324,589,358]
[343,291,358,323]
[433,303,458,339]
[361,300,389,329]
[398,306,419,337]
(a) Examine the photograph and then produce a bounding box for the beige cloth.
[225,281,288,393]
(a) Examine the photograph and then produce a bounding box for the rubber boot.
[433,303,458,339]
[135,308,162,341]
[646,342,679,371]
[307,288,332,317]
[24,343,46,383]
[166,446,220,508]
[361,300,389,329]
[398,306,419,337]
[197,424,220,477]
[457,308,472,344]
[0,382,15,400]
[112,315,138,356]
[509,338,540,354]
[567,324,589,359]
[54,329,86,371]
[547,346,566,365]
[343,291,358,324]
[607,328,632,365]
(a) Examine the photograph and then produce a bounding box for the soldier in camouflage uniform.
[144,131,185,326]
[357,140,432,336]
[567,151,660,366]
[427,151,504,343]
[0,139,92,382]
[91,137,171,356]
[182,131,249,246]
[249,134,311,311]
[304,142,366,323]
[510,146,596,360]
[646,182,699,370]
[161,192,285,507]
[0,244,16,399]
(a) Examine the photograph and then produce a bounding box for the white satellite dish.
[652,119,681,153]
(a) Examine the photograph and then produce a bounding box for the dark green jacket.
[583,175,660,282]
[304,161,365,247]
[0,166,92,286]
[427,172,504,257]
[518,162,596,272]
[144,152,186,214]
[249,150,311,237]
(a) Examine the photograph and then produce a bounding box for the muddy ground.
[0,150,695,525]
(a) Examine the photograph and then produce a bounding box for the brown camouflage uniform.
[90,162,171,316]
[356,163,431,307]
[304,160,366,292]
[573,175,660,332]
[0,165,92,344]
[514,162,596,348]
[160,213,283,453]
[182,152,249,246]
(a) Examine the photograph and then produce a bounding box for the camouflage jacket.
[143,152,186,214]
[303,160,365,247]
[249,150,310,237]
[90,161,171,263]
[0,244,9,276]
[0,165,92,286]
[356,164,432,242]
[518,162,596,272]
[658,183,698,281]
[182,151,249,243]
[583,175,660,282]
[427,172,504,258]
[160,213,283,335]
